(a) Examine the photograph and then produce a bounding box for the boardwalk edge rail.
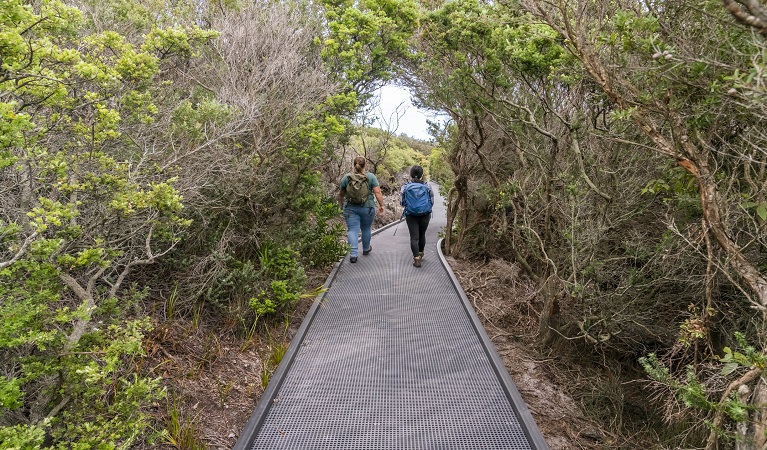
[437,238,551,450]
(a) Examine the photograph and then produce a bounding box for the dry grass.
[138,267,325,449]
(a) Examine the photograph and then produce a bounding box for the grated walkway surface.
[235,183,549,450]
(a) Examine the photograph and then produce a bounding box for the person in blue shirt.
[338,156,384,263]
[400,165,434,267]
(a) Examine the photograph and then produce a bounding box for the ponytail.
[353,156,366,174]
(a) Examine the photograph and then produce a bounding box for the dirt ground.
[142,268,325,449]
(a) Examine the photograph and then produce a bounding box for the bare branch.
[108,226,179,297]
[723,0,767,36]
[571,134,612,201]
[0,231,38,269]
[59,267,106,352]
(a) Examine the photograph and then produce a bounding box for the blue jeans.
[343,204,375,257]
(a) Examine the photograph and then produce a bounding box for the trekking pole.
[393,211,404,236]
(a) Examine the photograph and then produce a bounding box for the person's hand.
[377,205,384,215]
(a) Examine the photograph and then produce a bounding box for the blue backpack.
[404,182,432,216]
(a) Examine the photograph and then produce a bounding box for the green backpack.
[346,173,370,204]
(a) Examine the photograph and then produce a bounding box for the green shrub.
[294,199,347,269]
[427,147,452,188]
[379,141,428,181]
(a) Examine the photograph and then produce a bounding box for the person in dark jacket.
[400,165,434,267]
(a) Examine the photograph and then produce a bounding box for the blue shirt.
[340,172,380,208]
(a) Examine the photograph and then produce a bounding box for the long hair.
[353,156,366,174]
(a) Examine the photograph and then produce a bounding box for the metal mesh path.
[234,183,549,450]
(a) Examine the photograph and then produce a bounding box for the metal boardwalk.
[235,183,549,450]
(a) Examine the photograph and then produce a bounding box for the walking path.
[234,183,549,449]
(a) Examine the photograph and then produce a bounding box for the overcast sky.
[371,84,446,141]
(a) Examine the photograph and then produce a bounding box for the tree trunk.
[543,137,559,244]
[750,379,767,450]
[445,186,457,255]
[446,126,468,255]
[537,275,561,347]
[735,378,767,450]
[693,158,767,309]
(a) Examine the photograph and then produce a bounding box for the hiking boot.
[363,246,372,256]
[413,255,422,267]
[350,256,358,263]
[418,251,424,259]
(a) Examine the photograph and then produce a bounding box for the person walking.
[400,165,434,267]
[338,156,385,263]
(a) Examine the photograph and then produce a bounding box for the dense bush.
[0,0,217,444]
[0,0,418,445]
[407,0,767,447]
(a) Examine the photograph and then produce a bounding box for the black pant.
[405,214,430,257]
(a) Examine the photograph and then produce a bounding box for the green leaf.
[757,204,767,221]
[721,362,740,376]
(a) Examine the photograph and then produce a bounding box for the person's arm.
[338,175,347,208]
[372,186,384,214]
